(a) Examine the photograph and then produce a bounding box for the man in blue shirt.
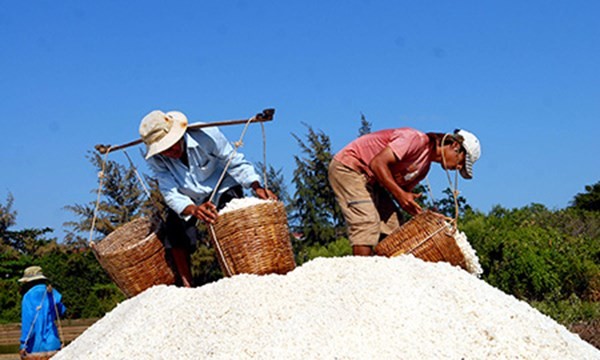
[18,266,66,358]
[139,110,276,287]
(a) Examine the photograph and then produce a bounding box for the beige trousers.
[328,159,402,247]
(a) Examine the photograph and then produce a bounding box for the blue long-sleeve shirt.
[20,284,66,353]
[146,127,261,218]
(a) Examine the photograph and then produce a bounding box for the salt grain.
[453,228,484,276]
[218,197,272,215]
[54,256,599,360]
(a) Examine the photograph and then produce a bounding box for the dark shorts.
[163,186,243,251]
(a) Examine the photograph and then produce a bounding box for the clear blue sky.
[1,1,599,239]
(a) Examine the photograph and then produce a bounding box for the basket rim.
[375,211,467,268]
[217,200,283,220]
[94,231,159,257]
[93,217,160,256]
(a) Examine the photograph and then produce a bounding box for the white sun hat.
[454,129,481,179]
[139,110,188,159]
[18,266,48,283]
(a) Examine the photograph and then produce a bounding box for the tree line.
[1,116,598,330]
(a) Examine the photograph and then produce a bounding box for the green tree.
[0,278,21,323]
[64,152,153,246]
[570,181,600,212]
[434,187,471,218]
[6,227,56,256]
[81,283,125,318]
[190,242,222,286]
[256,162,292,213]
[0,193,17,241]
[0,193,56,257]
[0,252,32,323]
[291,124,344,256]
[358,112,372,137]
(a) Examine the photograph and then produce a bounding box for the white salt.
[453,227,484,276]
[218,197,272,215]
[53,256,599,360]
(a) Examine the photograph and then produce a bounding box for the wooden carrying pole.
[94,108,275,155]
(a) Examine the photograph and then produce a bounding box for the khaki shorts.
[328,159,402,247]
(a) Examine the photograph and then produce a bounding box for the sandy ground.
[0,317,597,359]
[0,319,98,359]
[570,319,600,349]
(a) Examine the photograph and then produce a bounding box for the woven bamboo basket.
[375,210,467,270]
[24,351,58,360]
[209,201,296,276]
[91,217,176,297]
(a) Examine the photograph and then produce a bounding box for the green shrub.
[191,244,222,286]
[461,206,599,303]
[298,237,352,265]
[532,295,600,325]
[82,283,125,318]
[0,279,20,323]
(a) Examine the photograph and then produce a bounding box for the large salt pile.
[54,256,599,359]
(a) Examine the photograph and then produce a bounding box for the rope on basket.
[88,149,164,254]
[423,133,462,237]
[88,147,112,247]
[261,122,269,192]
[123,150,167,224]
[207,115,269,277]
[49,285,65,349]
[441,133,461,233]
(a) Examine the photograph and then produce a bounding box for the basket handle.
[207,114,269,277]
[439,133,462,228]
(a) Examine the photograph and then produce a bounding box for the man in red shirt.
[329,128,481,256]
